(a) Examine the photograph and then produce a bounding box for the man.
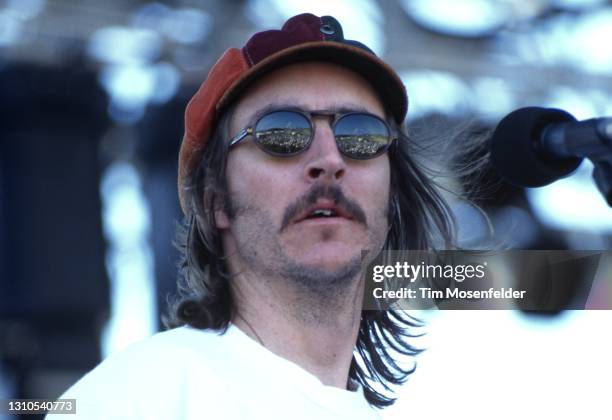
[51,13,453,419]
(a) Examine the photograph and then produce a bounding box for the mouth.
[279,184,368,232]
[294,201,354,224]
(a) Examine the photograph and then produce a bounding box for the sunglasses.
[229,109,397,160]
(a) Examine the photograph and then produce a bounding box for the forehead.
[230,62,387,129]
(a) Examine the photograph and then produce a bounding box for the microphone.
[490,107,612,206]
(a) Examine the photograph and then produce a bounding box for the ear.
[213,194,231,229]
[214,207,231,230]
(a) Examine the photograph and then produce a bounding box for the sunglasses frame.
[228,108,397,160]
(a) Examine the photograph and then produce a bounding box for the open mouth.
[294,202,353,224]
[305,208,339,219]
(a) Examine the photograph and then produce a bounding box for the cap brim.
[216,41,408,124]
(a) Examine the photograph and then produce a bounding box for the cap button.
[320,24,335,35]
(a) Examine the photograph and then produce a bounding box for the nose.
[303,117,346,182]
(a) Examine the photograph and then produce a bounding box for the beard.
[229,202,365,291]
[224,184,388,322]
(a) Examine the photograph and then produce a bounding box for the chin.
[292,245,364,271]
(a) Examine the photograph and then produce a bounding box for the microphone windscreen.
[490,107,581,187]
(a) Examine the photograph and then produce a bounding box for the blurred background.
[0,0,611,419]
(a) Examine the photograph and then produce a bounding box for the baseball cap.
[178,13,408,214]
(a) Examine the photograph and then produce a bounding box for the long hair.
[165,107,457,408]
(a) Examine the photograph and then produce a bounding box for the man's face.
[218,61,391,284]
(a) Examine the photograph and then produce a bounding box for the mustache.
[280,184,368,231]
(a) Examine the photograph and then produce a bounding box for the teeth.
[310,209,335,217]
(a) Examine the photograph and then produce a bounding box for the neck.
[231,269,364,389]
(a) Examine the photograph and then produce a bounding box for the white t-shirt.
[49,324,381,419]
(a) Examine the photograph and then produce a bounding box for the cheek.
[355,159,391,216]
[225,152,296,215]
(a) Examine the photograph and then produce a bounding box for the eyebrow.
[247,102,375,124]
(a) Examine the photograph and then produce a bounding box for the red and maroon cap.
[178,13,408,214]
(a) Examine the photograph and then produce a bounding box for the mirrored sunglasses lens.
[334,114,390,159]
[255,111,311,155]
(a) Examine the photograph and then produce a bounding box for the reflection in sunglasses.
[256,128,311,155]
